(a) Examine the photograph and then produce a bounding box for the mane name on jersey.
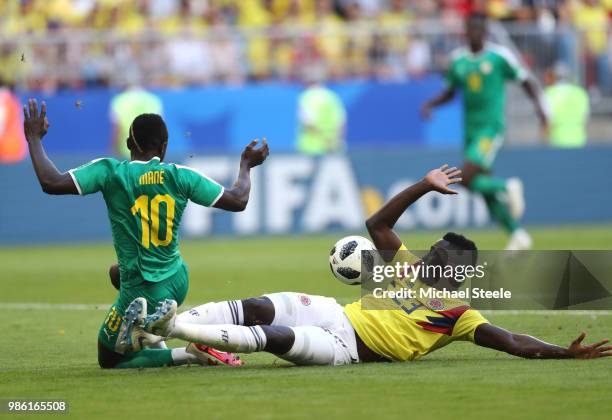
[139,170,165,185]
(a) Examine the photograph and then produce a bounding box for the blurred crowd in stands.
[0,0,611,94]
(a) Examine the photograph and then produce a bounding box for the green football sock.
[482,192,518,233]
[114,349,174,369]
[470,174,507,195]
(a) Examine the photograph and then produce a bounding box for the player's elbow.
[365,218,375,232]
[230,190,249,211]
[217,190,248,212]
[41,180,69,195]
[235,198,248,211]
[365,216,383,234]
[40,180,59,195]
[40,181,52,194]
[40,173,73,195]
[228,197,247,212]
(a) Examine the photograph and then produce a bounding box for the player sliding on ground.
[124,165,611,365]
[422,13,549,251]
[23,99,269,368]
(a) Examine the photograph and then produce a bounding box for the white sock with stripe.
[177,301,244,325]
[168,323,266,353]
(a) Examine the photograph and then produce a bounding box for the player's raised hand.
[566,332,612,359]
[241,138,269,168]
[23,99,50,142]
[424,164,462,195]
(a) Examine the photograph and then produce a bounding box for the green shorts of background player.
[461,124,527,245]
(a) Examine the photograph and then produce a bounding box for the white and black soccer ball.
[329,236,376,285]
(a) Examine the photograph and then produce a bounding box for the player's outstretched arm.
[474,323,612,360]
[23,99,78,195]
[421,87,456,120]
[366,164,462,257]
[521,78,549,134]
[214,138,269,212]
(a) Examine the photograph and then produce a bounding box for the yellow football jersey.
[344,245,488,362]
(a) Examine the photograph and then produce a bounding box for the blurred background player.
[22,98,269,368]
[571,0,611,96]
[421,13,549,251]
[296,68,347,155]
[544,63,590,148]
[110,82,163,158]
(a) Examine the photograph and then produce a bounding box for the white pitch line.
[0,303,610,316]
[0,303,110,310]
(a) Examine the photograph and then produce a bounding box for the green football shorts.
[464,125,505,170]
[98,263,189,352]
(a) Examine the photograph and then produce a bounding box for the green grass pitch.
[1,225,611,419]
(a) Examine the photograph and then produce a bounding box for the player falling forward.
[125,165,611,365]
[422,13,549,250]
[23,99,269,368]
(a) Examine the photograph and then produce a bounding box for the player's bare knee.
[98,353,117,369]
[98,358,115,369]
[241,297,275,326]
[260,325,295,355]
[108,264,120,291]
[97,341,121,369]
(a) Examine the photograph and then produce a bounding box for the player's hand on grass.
[424,164,462,195]
[23,99,49,142]
[566,332,612,359]
[241,138,269,168]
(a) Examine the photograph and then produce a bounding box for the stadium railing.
[2,20,607,92]
[3,20,610,143]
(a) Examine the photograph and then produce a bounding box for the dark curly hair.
[443,232,478,265]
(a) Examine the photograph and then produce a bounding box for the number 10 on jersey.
[131,194,175,248]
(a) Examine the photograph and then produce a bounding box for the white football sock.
[169,323,266,353]
[177,301,244,325]
[146,340,168,350]
[170,347,200,365]
[279,326,336,366]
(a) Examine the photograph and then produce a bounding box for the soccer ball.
[329,236,376,285]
